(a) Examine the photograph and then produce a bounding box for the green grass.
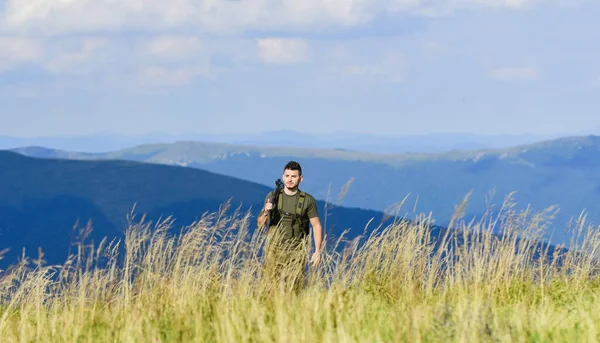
[2,197,600,342]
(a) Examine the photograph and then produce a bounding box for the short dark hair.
[283,161,302,175]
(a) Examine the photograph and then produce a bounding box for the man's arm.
[257,193,273,230]
[309,216,323,254]
[306,196,323,266]
[257,206,270,229]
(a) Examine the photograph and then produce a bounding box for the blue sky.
[0,0,599,137]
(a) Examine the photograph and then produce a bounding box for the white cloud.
[0,0,591,89]
[0,0,581,36]
[0,36,115,74]
[44,38,109,74]
[337,53,406,83]
[488,67,540,80]
[0,0,376,35]
[143,35,203,59]
[461,0,544,9]
[402,0,570,16]
[256,38,310,64]
[140,64,212,86]
[0,36,42,71]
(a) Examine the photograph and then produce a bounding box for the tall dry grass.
[1,195,600,342]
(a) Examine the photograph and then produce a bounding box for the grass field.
[1,196,600,342]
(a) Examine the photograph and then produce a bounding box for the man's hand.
[257,199,273,230]
[310,251,321,267]
[264,198,273,212]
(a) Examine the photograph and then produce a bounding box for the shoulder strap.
[295,191,306,217]
[275,190,306,217]
[277,188,283,211]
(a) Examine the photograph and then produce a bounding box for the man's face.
[283,169,302,190]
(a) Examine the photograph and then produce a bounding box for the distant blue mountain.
[0,130,563,154]
[225,130,563,153]
[0,151,405,270]
[13,135,600,247]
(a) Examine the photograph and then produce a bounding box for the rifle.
[259,179,284,231]
[269,179,284,207]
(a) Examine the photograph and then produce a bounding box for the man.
[257,161,323,291]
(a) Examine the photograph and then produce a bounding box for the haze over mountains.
[11,134,600,248]
[0,131,564,154]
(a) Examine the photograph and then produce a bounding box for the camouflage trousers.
[262,230,310,294]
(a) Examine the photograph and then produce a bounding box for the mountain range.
[0,131,563,154]
[0,151,397,270]
[12,135,600,247]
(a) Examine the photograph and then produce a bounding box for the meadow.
[1,195,600,342]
